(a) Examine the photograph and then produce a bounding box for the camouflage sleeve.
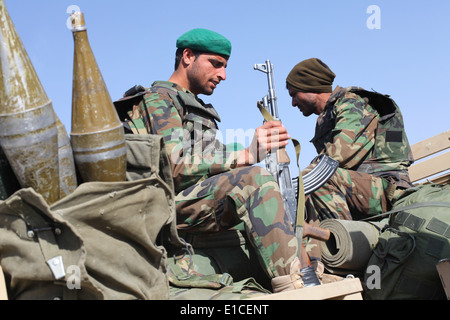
[137,92,239,191]
[325,92,378,169]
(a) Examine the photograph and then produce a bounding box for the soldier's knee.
[246,166,277,185]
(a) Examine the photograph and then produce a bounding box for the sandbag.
[0,134,184,300]
[319,219,386,276]
[364,184,450,300]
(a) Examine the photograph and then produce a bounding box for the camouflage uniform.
[305,86,414,221]
[127,81,298,278]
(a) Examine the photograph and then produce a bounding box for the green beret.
[176,28,232,57]
[286,58,336,93]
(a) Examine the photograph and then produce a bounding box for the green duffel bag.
[364,184,450,300]
[0,134,186,300]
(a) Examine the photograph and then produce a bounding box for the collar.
[152,80,191,94]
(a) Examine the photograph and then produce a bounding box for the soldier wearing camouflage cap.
[122,28,307,292]
[286,58,414,222]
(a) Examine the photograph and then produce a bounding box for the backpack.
[364,183,450,299]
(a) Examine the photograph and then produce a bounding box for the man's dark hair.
[174,48,201,70]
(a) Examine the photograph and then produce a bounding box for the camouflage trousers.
[306,167,400,222]
[304,167,402,262]
[175,166,298,278]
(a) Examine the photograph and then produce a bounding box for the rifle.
[254,60,331,285]
[254,60,298,228]
[254,60,338,236]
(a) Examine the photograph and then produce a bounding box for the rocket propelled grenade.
[70,11,126,182]
[0,0,61,204]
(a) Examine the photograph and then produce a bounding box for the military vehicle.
[0,2,449,301]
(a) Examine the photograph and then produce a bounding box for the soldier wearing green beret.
[286,58,414,220]
[123,28,309,293]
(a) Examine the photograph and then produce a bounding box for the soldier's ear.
[181,48,197,67]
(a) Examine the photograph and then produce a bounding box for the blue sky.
[4,0,450,171]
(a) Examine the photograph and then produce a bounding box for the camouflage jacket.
[124,81,240,193]
[311,86,414,188]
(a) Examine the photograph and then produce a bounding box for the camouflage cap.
[286,58,336,93]
[176,28,232,57]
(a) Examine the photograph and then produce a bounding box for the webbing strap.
[394,211,425,232]
[363,201,450,222]
[427,217,450,239]
[395,209,450,239]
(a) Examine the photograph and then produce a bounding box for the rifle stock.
[303,221,330,241]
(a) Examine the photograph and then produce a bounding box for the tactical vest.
[114,82,221,137]
[314,87,414,188]
[113,82,228,191]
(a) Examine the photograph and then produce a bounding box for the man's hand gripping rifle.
[254,61,298,229]
[254,61,331,276]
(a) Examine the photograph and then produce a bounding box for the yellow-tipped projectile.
[70,11,126,182]
[0,0,61,203]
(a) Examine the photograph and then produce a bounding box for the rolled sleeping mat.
[319,219,386,275]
